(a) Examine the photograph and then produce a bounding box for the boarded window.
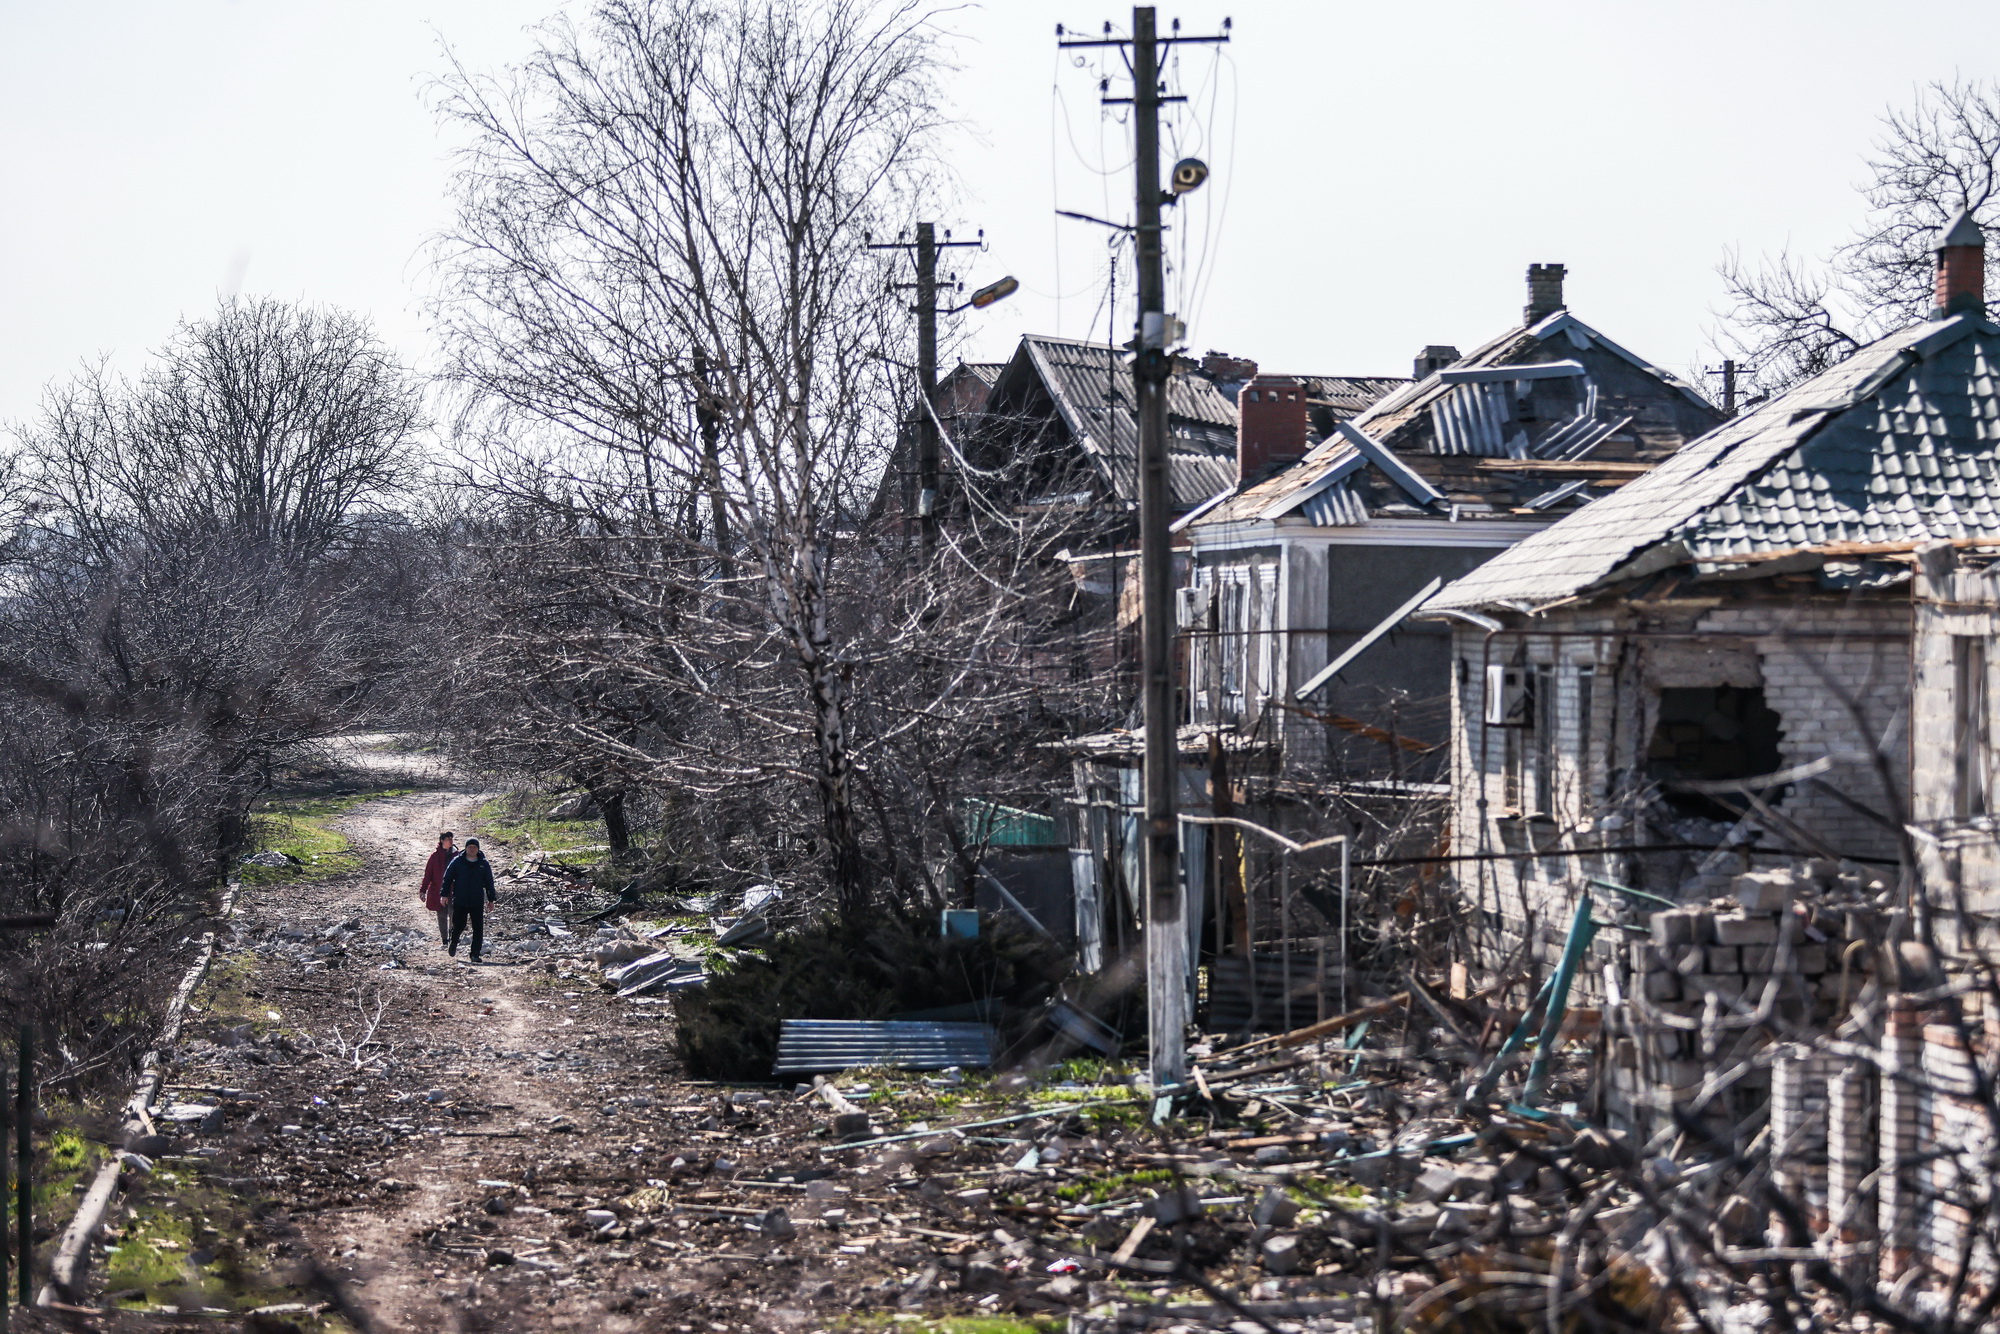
[1503,665,1556,816]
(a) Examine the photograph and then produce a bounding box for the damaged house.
[1425,212,2000,1282]
[1124,266,1723,1029]
[1180,264,1724,783]
[880,334,1405,982]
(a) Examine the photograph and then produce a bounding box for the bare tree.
[431,0,968,915]
[1719,78,2000,396]
[20,296,423,560]
[0,299,433,1096]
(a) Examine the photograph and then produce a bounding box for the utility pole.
[1059,6,1228,1092]
[1130,6,1182,1090]
[867,225,1008,558]
[1705,358,1739,418]
[692,348,730,561]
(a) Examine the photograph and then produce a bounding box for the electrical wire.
[1184,47,1238,342]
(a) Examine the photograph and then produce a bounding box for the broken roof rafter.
[1425,310,2000,612]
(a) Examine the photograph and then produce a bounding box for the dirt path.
[162,755,980,1334]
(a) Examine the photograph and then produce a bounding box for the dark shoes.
[448,940,458,956]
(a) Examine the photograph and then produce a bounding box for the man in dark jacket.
[442,838,497,962]
[420,831,456,945]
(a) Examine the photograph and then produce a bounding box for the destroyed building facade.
[1426,212,2000,1280]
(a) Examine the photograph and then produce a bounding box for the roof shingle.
[1426,314,2000,610]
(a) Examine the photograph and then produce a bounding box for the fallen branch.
[39,885,239,1307]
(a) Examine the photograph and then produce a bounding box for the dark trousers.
[435,906,451,944]
[449,903,485,958]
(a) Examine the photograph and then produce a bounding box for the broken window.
[1500,664,1555,816]
[1645,685,1784,819]
[1956,636,1990,818]
[1220,579,1246,705]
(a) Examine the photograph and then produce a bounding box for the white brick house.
[1423,215,2000,976]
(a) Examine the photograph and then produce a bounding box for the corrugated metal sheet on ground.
[773,1020,996,1075]
[1205,954,1347,1033]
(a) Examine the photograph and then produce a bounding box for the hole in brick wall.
[1646,685,1785,819]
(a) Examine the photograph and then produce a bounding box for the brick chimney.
[1413,345,1460,379]
[1237,375,1310,485]
[1524,263,1567,324]
[1201,350,1258,382]
[1933,210,1986,317]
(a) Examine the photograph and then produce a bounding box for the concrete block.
[1714,914,1779,945]
[1651,910,1699,946]
[1706,945,1741,973]
[1253,1185,1299,1229]
[1407,1163,1461,1203]
[1691,974,1745,1002]
[1644,971,1680,1001]
[1734,870,1795,912]
[1794,944,1828,973]
[1259,1234,1301,1275]
[1150,1185,1204,1223]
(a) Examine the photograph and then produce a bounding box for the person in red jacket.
[420,831,456,944]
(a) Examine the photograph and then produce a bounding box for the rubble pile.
[1606,860,1882,1140]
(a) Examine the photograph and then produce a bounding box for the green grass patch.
[839,1317,1063,1334]
[1053,1166,1174,1205]
[473,794,609,859]
[102,1178,310,1315]
[239,788,411,886]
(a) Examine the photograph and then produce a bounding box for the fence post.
[16,1023,29,1308]
[1,1048,9,1321]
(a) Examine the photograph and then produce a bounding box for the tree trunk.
[596,789,630,853]
[808,657,868,917]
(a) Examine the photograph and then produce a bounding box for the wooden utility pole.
[1059,6,1228,1091]
[692,348,730,561]
[868,223,988,559]
[916,222,940,556]
[1129,6,1184,1088]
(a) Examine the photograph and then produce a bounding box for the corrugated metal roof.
[1295,374,1408,419]
[1018,335,1238,509]
[1192,310,1719,529]
[984,338,1403,513]
[772,1020,995,1075]
[1426,313,2000,610]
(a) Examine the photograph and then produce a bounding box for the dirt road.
[160,766,960,1334]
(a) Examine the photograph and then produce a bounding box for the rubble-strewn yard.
[35,764,1726,1334]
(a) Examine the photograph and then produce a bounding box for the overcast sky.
[3,1,1998,424]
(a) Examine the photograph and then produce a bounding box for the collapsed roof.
[1427,311,2000,611]
[1192,309,1721,530]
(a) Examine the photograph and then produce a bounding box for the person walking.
[442,838,498,962]
[420,831,456,945]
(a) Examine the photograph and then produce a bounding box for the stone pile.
[1602,861,1880,1140]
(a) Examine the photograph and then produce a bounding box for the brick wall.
[1600,869,1864,1144]
[1449,596,1910,982]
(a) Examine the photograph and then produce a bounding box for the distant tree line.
[0,298,434,1089]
